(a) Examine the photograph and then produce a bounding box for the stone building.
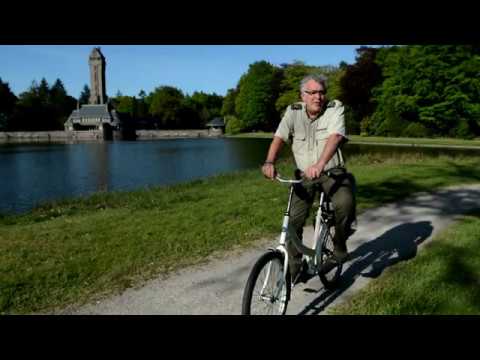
[64,47,120,138]
[206,117,225,136]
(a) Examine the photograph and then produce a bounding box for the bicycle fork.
[261,184,296,301]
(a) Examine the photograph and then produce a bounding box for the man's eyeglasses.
[303,90,326,96]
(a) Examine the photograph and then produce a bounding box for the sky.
[0,45,375,99]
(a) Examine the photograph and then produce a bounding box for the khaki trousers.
[286,169,356,277]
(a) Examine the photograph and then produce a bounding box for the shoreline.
[0,129,223,143]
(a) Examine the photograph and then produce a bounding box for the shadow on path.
[297,221,433,315]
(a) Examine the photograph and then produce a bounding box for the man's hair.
[300,74,328,93]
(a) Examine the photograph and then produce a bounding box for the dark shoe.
[321,251,348,274]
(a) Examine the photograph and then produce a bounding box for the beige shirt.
[274,100,347,171]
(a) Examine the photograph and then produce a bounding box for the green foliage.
[221,88,238,117]
[371,45,480,138]
[401,122,431,138]
[0,78,17,115]
[0,78,17,130]
[79,85,90,105]
[115,96,137,117]
[9,78,76,131]
[374,99,406,137]
[338,47,383,134]
[274,61,343,115]
[148,86,185,128]
[224,115,245,135]
[235,61,282,131]
[184,91,223,128]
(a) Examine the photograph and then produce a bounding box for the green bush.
[450,119,475,139]
[401,122,431,138]
[225,115,246,135]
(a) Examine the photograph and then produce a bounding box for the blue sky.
[0,45,375,98]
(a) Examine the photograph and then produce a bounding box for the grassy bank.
[228,132,480,148]
[329,210,480,315]
[1,152,480,314]
[349,135,480,148]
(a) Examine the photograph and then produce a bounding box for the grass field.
[228,132,480,148]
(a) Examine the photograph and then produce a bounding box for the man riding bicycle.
[262,74,357,284]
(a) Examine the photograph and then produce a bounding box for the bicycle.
[241,170,344,315]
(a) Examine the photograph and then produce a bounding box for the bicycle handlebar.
[275,169,334,184]
[275,174,303,184]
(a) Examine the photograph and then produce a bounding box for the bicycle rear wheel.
[319,226,343,290]
[241,250,291,315]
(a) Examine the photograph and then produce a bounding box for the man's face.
[300,80,327,115]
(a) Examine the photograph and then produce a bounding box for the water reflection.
[0,138,272,214]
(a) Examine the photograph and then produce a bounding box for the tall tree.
[79,84,90,105]
[371,45,480,138]
[0,78,18,130]
[221,88,238,117]
[235,60,282,131]
[149,86,185,128]
[338,46,383,135]
[49,78,76,129]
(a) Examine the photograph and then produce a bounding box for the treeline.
[2,45,479,138]
[108,87,223,130]
[341,45,480,139]
[220,45,480,139]
[220,60,344,134]
[0,78,224,131]
[0,78,77,131]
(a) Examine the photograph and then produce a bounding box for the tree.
[10,78,76,131]
[186,91,223,127]
[221,88,239,117]
[338,46,383,135]
[370,45,480,137]
[0,78,18,130]
[149,86,185,128]
[79,84,90,105]
[275,61,343,116]
[135,90,149,122]
[235,61,282,132]
[116,96,137,117]
[49,78,76,129]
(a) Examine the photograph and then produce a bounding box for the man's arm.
[262,136,284,179]
[305,133,344,179]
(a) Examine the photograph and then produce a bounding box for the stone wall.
[0,129,222,143]
[0,131,102,143]
[135,129,214,139]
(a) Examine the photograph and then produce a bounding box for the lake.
[1,138,478,214]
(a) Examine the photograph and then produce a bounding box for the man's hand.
[262,163,276,179]
[305,163,324,180]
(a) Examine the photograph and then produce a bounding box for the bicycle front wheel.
[319,226,343,290]
[241,250,291,315]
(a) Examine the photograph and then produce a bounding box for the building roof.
[66,104,119,126]
[206,117,225,127]
[70,104,111,120]
[90,47,106,61]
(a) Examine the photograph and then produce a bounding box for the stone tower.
[88,47,106,104]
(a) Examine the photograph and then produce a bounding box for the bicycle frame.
[265,175,331,292]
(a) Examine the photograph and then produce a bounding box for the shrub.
[225,115,246,135]
[402,122,431,138]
